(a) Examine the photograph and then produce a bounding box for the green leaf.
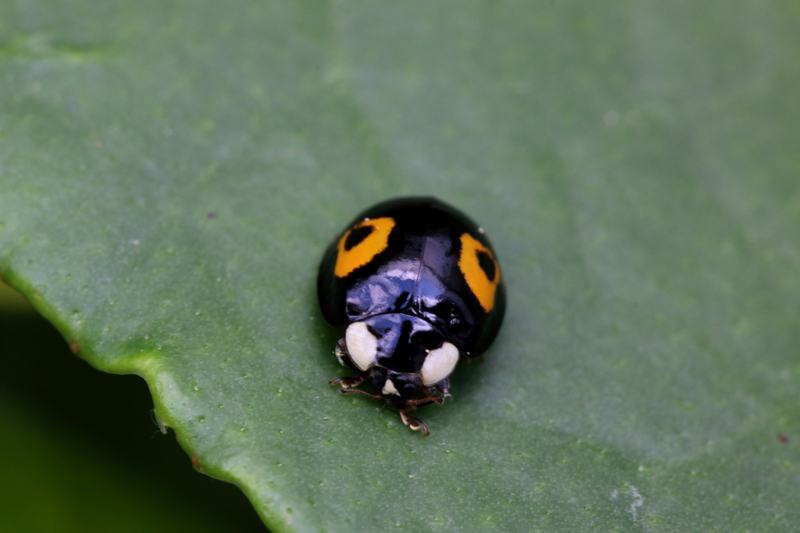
[2,1,799,531]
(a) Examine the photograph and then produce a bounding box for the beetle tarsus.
[400,410,430,436]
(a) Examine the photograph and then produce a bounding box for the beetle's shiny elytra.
[318,196,506,436]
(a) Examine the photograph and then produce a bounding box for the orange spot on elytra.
[459,233,500,312]
[334,217,396,278]
[70,341,80,355]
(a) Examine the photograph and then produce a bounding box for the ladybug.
[318,197,505,435]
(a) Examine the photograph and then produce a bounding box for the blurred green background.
[0,281,267,532]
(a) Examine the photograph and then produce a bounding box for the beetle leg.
[329,375,366,388]
[338,387,382,400]
[406,396,445,407]
[334,338,348,366]
[400,410,430,436]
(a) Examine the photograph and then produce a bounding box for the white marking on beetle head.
[381,379,400,396]
[420,342,459,386]
[344,321,378,371]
